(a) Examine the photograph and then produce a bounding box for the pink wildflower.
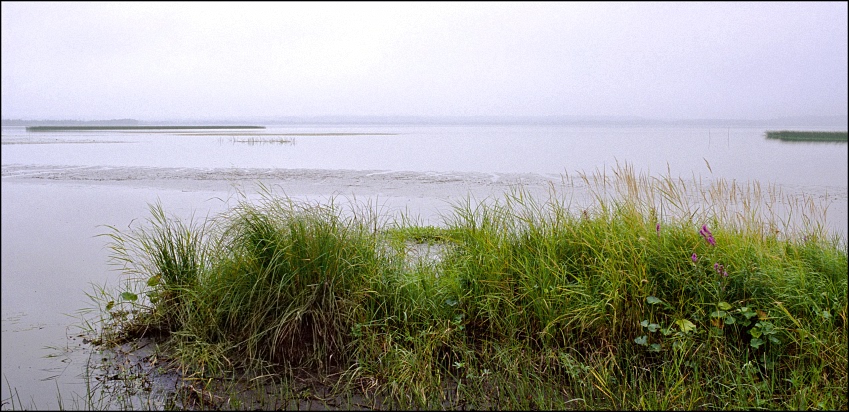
[699,225,716,246]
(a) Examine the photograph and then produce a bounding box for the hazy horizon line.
[2,114,847,128]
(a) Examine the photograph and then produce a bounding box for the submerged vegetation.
[765,130,848,142]
[230,136,295,145]
[90,166,847,410]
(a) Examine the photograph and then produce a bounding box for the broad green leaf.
[717,301,732,311]
[634,335,648,346]
[710,310,727,318]
[147,275,161,287]
[750,328,762,338]
[821,310,831,320]
[768,336,780,345]
[649,343,662,352]
[120,291,138,302]
[647,323,660,333]
[675,319,696,334]
[750,338,764,348]
[757,321,775,333]
[661,327,673,336]
[724,315,736,325]
[646,296,663,305]
[641,320,649,327]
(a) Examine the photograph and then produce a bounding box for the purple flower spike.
[691,253,698,262]
[656,223,661,234]
[700,225,716,246]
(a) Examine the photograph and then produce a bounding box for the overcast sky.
[2,2,847,121]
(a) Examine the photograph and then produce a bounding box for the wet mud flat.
[1,164,567,190]
[1,137,130,145]
[1,164,576,223]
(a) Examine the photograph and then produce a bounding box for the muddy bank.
[1,164,567,188]
[1,165,578,216]
[2,164,844,236]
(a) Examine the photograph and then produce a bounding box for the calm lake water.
[2,124,848,188]
[2,123,847,409]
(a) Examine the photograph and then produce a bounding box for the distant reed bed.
[765,130,847,142]
[26,125,265,132]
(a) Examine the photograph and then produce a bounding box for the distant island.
[765,130,848,142]
[25,125,265,132]
[2,118,266,131]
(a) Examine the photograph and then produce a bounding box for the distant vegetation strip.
[766,130,847,142]
[26,125,265,132]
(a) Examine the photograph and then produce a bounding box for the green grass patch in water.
[765,130,848,142]
[86,167,848,410]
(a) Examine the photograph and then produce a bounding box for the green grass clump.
[766,130,848,142]
[92,167,847,410]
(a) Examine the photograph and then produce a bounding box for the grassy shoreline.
[765,130,848,142]
[26,125,265,132]
[86,168,847,410]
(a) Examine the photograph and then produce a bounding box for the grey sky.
[2,1,847,121]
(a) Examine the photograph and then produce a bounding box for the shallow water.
[1,123,846,409]
[3,124,848,189]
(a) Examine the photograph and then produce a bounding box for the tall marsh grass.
[92,165,847,410]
